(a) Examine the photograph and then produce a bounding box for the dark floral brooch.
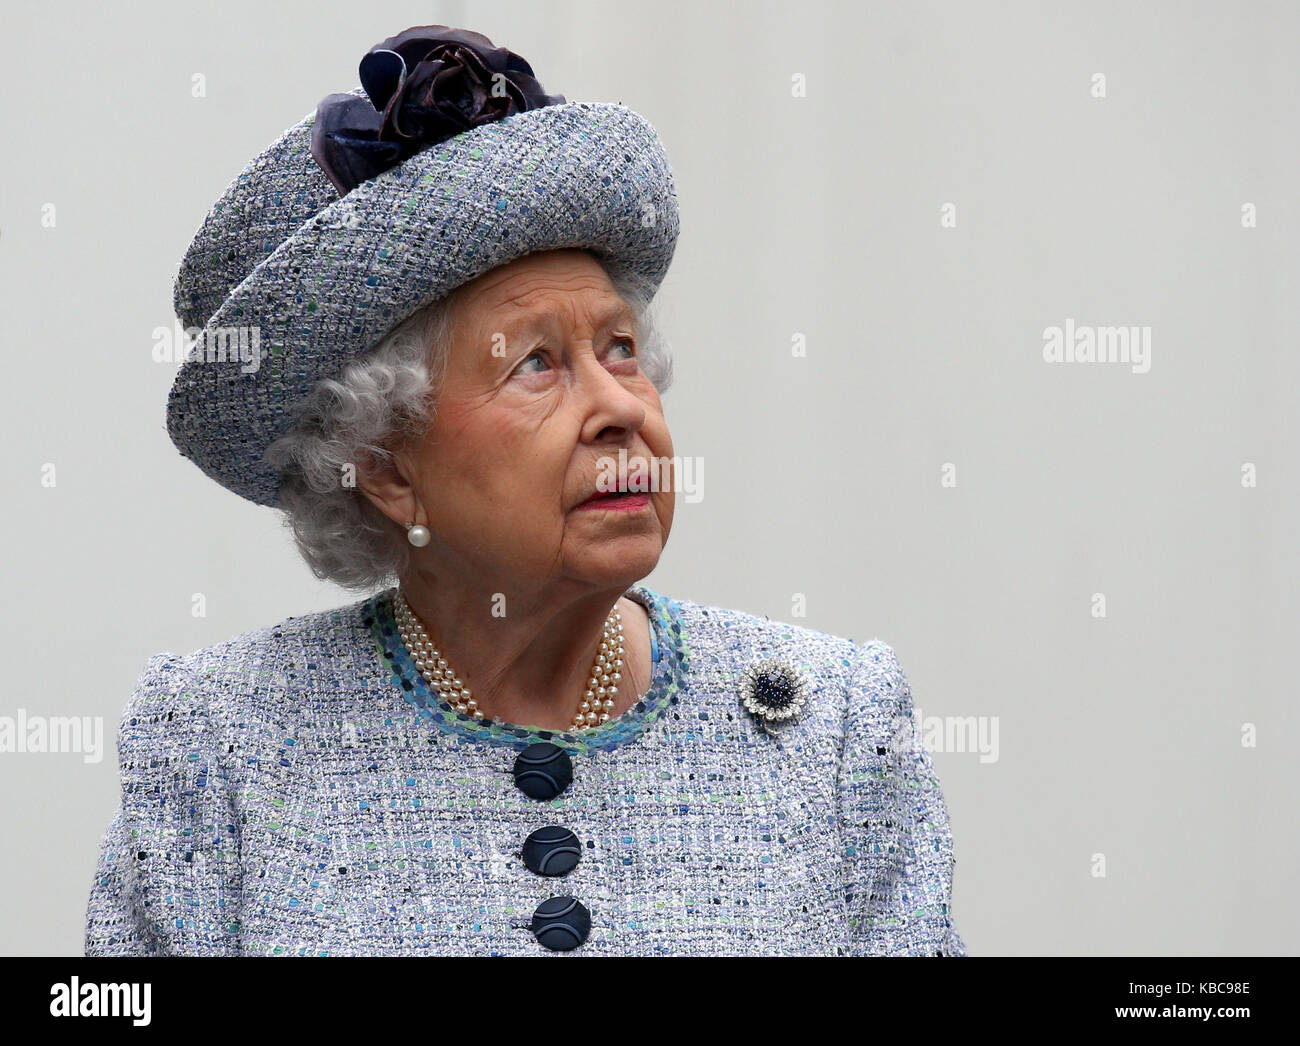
[739,658,811,731]
[310,24,566,196]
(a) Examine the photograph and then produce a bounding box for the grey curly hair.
[264,253,673,592]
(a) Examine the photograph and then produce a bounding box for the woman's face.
[393,248,675,594]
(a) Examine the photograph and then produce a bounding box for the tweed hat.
[167,25,679,508]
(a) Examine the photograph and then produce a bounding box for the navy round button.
[522,826,581,877]
[530,895,591,951]
[512,742,573,801]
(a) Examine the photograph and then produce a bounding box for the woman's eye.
[610,337,636,360]
[513,350,548,376]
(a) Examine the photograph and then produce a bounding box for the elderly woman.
[84,25,966,956]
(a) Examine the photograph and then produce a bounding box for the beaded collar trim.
[364,584,690,754]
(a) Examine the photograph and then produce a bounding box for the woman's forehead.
[455,269,633,336]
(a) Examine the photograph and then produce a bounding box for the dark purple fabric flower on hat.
[310,25,566,196]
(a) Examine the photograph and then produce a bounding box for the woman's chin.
[568,537,664,588]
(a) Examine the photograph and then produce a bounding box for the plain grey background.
[1,0,1296,956]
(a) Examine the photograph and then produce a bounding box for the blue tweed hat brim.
[166,94,679,508]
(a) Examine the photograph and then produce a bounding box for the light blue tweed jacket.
[84,586,966,956]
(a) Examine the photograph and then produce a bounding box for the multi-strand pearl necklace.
[393,588,626,731]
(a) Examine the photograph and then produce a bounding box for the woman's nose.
[575,351,646,444]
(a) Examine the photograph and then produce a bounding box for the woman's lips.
[575,491,651,512]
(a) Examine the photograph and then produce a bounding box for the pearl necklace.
[393,588,625,731]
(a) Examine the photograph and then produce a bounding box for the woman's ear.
[356,444,423,529]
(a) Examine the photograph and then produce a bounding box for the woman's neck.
[397,572,653,731]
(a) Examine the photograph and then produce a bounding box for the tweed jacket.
[83,585,967,956]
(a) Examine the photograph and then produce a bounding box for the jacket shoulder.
[659,593,872,712]
[175,593,376,681]
[119,593,378,750]
[655,591,913,721]
[664,592,864,665]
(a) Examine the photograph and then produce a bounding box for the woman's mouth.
[576,490,651,512]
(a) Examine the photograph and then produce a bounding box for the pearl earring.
[406,521,431,548]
